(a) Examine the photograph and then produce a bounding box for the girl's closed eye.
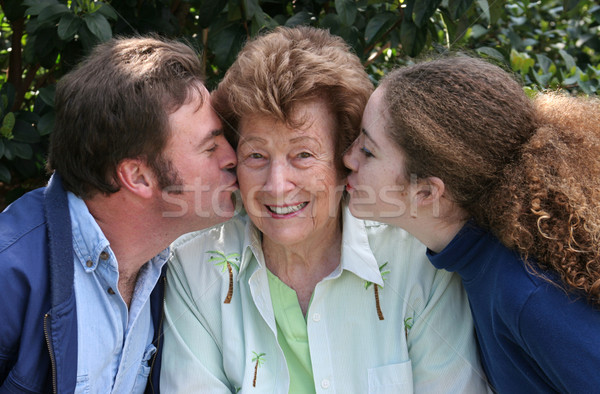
[360,146,374,158]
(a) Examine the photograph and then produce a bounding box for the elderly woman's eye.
[249,153,264,159]
[298,152,312,159]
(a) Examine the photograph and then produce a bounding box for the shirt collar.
[68,192,169,273]
[237,204,384,286]
[238,216,263,279]
[68,192,112,272]
[339,205,384,286]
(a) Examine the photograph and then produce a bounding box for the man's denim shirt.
[68,192,168,393]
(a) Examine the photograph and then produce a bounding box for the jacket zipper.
[147,275,167,393]
[44,313,58,394]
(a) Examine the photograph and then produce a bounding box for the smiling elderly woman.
[160,26,490,393]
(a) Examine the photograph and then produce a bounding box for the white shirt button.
[312,313,321,322]
[321,379,330,389]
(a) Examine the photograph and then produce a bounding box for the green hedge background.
[1,0,598,209]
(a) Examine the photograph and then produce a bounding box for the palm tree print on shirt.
[365,262,390,320]
[251,351,266,387]
[404,316,414,340]
[207,250,240,304]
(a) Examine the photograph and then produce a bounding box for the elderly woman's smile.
[266,202,308,216]
[237,98,344,247]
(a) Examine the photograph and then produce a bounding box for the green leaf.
[559,49,576,73]
[487,0,505,25]
[563,0,581,12]
[96,2,118,21]
[335,0,358,26]
[0,163,11,184]
[400,19,427,57]
[197,0,228,28]
[38,3,70,23]
[13,120,40,143]
[2,0,27,22]
[1,83,16,113]
[83,12,112,43]
[510,49,534,75]
[38,112,55,136]
[38,85,56,107]
[24,0,58,16]
[413,0,442,28]
[533,71,553,87]
[447,0,474,20]
[319,13,341,32]
[14,157,39,178]
[77,23,100,50]
[476,0,490,22]
[11,141,33,159]
[243,0,260,20]
[475,46,505,62]
[1,113,15,140]
[58,13,82,41]
[285,11,313,27]
[3,140,14,160]
[207,21,244,68]
[33,27,58,60]
[535,54,553,74]
[365,12,396,45]
[250,11,276,36]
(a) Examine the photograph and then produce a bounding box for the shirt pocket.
[131,343,157,394]
[368,360,413,394]
[76,374,90,394]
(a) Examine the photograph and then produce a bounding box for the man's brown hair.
[48,35,205,198]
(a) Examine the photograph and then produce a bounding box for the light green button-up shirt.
[161,206,490,393]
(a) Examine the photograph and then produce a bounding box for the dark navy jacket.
[0,174,165,393]
[428,222,600,393]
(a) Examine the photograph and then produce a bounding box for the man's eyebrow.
[197,128,223,147]
[361,128,379,148]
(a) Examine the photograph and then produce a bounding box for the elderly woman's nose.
[264,160,295,195]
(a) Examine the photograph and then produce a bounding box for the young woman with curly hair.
[344,56,600,393]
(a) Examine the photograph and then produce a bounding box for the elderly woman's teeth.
[268,202,308,215]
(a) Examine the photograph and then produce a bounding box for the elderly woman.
[343,56,600,393]
[160,27,489,393]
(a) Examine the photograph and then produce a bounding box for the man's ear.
[116,159,154,199]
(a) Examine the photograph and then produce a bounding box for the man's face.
[157,86,238,232]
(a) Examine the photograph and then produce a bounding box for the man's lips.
[223,179,239,192]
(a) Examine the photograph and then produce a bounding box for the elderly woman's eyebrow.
[289,135,322,146]
[238,135,267,145]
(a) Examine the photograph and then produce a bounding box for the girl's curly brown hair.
[381,56,600,304]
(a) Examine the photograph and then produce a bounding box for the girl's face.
[343,87,415,224]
